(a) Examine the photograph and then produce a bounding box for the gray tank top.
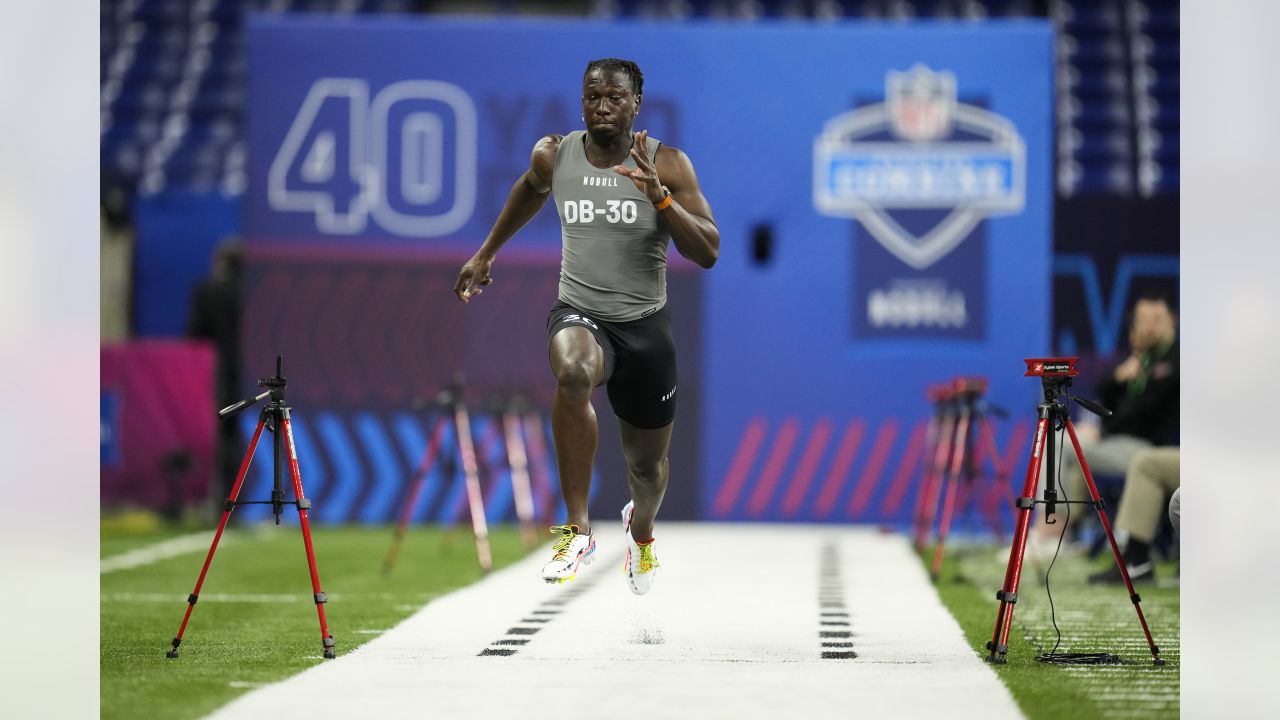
[552,130,669,322]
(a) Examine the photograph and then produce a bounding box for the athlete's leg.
[550,326,606,533]
[618,417,673,542]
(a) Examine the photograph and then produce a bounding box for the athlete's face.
[581,68,639,142]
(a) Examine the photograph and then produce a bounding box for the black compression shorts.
[546,300,677,429]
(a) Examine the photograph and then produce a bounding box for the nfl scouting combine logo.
[813,65,1026,271]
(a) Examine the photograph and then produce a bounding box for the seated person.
[1040,294,1179,534]
[1088,446,1180,584]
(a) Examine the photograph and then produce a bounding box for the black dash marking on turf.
[476,551,617,657]
[818,542,856,660]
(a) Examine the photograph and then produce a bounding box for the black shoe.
[1087,561,1155,585]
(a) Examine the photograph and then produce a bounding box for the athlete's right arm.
[454,135,560,303]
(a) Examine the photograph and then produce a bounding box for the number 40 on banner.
[267,78,478,237]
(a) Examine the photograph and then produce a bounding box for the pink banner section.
[710,414,1032,526]
[101,340,216,510]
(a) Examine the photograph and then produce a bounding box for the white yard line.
[104,592,327,604]
[100,532,222,574]
[102,592,437,604]
[207,524,1025,720]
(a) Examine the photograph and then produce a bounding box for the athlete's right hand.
[454,253,494,303]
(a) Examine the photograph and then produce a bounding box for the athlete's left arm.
[615,130,719,269]
[654,145,719,269]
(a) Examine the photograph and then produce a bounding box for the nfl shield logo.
[888,65,955,142]
[813,64,1025,270]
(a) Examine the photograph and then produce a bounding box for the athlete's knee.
[627,456,667,487]
[555,360,595,402]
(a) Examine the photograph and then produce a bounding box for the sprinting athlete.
[454,58,719,594]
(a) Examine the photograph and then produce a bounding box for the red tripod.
[521,407,556,528]
[927,376,1011,580]
[985,358,1163,665]
[913,383,955,553]
[166,356,335,660]
[382,381,493,575]
[499,394,541,548]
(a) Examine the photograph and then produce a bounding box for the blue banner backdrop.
[244,16,1053,527]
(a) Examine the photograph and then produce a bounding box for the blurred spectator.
[1042,293,1179,533]
[100,178,133,341]
[1094,293,1180,446]
[1088,446,1180,584]
[188,237,244,510]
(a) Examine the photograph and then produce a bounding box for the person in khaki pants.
[1089,447,1180,584]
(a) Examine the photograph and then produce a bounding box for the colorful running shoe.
[621,501,660,595]
[540,525,595,584]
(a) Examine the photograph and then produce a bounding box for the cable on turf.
[1036,427,1122,666]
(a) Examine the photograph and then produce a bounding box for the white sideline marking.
[207,525,1025,720]
[103,592,437,604]
[101,532,223,574]
[104,593,328,604]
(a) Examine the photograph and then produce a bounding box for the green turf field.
[102,521,1179,720]
[927,538,1180,720]
[101,522,536,720]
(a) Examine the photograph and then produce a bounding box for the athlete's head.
[581,58,643,143]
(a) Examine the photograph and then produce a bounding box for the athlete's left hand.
[613,130,665,204]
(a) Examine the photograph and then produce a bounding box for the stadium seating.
[101,0,415,197]
[100,0,1177,198]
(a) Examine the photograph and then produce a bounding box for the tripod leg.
[931,407,972,579]
[504,411,538,548]
[917,415,956,552]
[524,411,555,527]
[167,416,268,658]
[462,419,500,533]
[987,414,1050,664]
[281,413,337,659]
[383,416,446,576]
[977,418,1009,541]
[912,416,940,552]
[454,403,493,571]
[1064,421,1165,665]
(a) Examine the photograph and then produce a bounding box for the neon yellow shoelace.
[637,543,659,573]
[549,525,577,561]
